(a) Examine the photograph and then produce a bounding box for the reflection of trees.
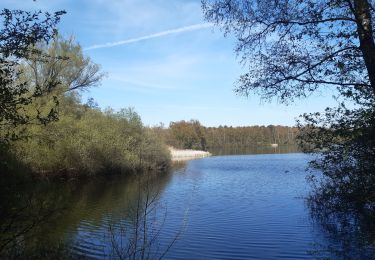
[0,171,66,258]
[307,194,375,258]
[0,170,174,258]
[50,171,174,256]
[108,174,183,259]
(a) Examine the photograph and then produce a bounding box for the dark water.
[3,153,374,259]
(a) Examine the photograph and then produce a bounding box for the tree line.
[152,120,298,151]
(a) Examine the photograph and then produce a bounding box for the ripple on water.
[59,154,359,259]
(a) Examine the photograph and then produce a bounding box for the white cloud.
[84,23,213,50]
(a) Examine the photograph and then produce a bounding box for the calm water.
[5,153,374,259]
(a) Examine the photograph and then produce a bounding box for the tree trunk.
[354,0,375,95]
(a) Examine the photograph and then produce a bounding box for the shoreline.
[168,147,211,162]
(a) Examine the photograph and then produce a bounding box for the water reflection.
[60,172,176,259]
[307,195,375,258]
[2,154,375,259]
[0,171,69,258]
[0,171,175,258]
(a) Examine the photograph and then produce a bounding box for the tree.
[169,120,206,150]
[24,36,105,94]
[17,36,105,132]
[202,0,375,102]
[202,0,375,211]
[0,8,65,146]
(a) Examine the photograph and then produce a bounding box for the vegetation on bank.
[11,95,171,176]
[0,10,170,177]
[152,119,298,151]
[0,10,171,256]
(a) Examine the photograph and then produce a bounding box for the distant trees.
[202,1,375,211]
[204,125,297,148]
[169,120,206,150]
[153,119,298,151]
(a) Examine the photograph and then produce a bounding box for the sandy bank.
[169,147,211,162]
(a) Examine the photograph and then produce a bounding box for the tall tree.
[202,0,375,211]
[202,0,375,102]
[24,36,105,95]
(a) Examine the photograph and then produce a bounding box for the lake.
[3,153,374,259]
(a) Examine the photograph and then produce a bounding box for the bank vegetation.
[1,33,170,177]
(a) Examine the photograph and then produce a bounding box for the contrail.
[84,23,214,51]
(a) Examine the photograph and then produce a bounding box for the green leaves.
[12,98,170,175]
[0,9,65,145]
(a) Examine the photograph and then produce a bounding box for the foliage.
[307,193,375,258]
[169,120,206,150]
[23,36,105,94]
[204,124,297,148]
[202,0,375,212]
[202,0,375,102]
[0,9,65,146]
[2,35,170,176]
[299,103,375,210]
[11,94,170,176]
[0,7,172,259]
[154,120,298,151]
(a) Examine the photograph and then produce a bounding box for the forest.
[152,120,298,151]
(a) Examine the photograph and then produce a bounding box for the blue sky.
[4,0,338,127]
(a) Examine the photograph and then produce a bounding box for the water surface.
[5,153,374,259]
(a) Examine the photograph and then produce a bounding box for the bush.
[11,95,170,176]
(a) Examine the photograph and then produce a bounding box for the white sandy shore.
[169,147,211,162]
